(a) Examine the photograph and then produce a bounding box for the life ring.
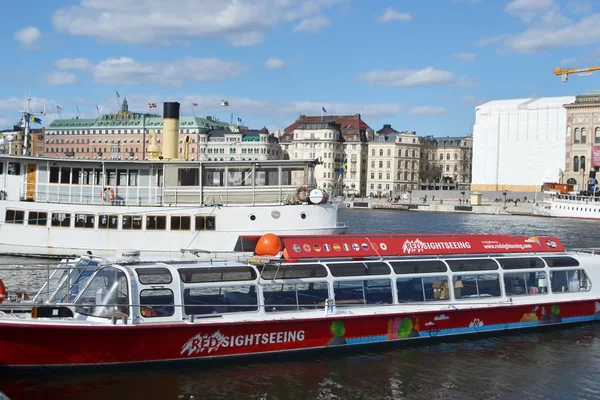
[295,186,309,202]
[0,279,6,304]
[101,187,115,201]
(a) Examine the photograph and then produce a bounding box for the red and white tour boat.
[0,232,599,369]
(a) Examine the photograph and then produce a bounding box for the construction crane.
[554,50,600,82]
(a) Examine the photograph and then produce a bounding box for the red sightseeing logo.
[402,238,472,254]
[181,330,306,356]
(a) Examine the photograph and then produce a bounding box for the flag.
[31,117,42,124]
[237,117,242,123]
[191,102,198,107]
[56,105,63,111]
[221,100,229,107]
[96,105,100,112]
[322,106,327,113]
[76,106,80,112]
[338,156,347,175]
[148,102,157,108]
[115,90,120,98]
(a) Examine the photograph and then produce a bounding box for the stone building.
[420,136,473,190]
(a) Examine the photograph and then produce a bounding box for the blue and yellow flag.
[30,116,42,124]
[338,157,347,175]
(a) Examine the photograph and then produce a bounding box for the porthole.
[271,210,281,219]
[249,214,256,221]
[300,212,307,220]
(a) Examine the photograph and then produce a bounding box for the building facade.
[471,96,575,192]
[197,127,282,161]
[563,90,600,188]
[420,136,473,190]
[44,99,230,161]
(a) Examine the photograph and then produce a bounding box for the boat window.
[453,274,501,299]
[74,267,130,318]
[48,258,99,303]
[203,168,224,186]
[72,168,81,184]
[51,212,71,227]
[179,266,257,283]
[140,289,175,318]
[136,267,173,284]
[227,168,252,186]
[60,167,70,184]
[542,256,580,268]
[178,168,200,186]
[5,209,25,224]
[171,216,191,230]
[397,276,449,302]
[75,214,95,228]
[496,257,544,269]
[446,259,498,272]
[117,169,128,186]
[183,285,258,315]
[390,260,447,274]
[98,214,119,229]
[504,272,548,296]
[49,166,60,183]
[122,215,142,230]
[128,170,138,186]
[255,168,279,186]
[8,162,20,175]
[106,169,116,186]
[263,282,329,312]
[260,263,327,280]
[0,162,3,175]
[28,211,48,226]
[333,279,393,305]
[327,262,391,277]
[195,216,216,231]
[550,269,591,293]
[146,215,166,230]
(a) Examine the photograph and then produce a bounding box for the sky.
[1,0,600,136]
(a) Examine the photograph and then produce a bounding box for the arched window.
[446,153,450,160]
[567,178,577,185]
[371,149,375,156]
[573,156,579,172]
[582,128,587,144]
[439,153,443,160]
[398,149,401,157]
[575,128,581,144]
[405,150,409,157]
[581,156,586,171]
[387,149,391,156]
[454,153,458,160]
[379,149,383,156]
[412,150,416,158]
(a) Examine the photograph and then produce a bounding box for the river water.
[1,210,600,400]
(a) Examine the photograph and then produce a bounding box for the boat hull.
[1,299,599,368]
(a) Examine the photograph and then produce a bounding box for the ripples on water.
[1,210,600,400]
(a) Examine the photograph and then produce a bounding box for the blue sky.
[1,0,600,136]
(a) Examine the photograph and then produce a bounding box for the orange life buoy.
[295,186,309,202]
[101,187,115,201]
[0,279,6,304]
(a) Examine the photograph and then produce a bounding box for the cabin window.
[178,168,200,186]
[263,282,329,312]
[453,274,501,299]
[255,168,279,186]
[75,214,95,228]
[28,211,48,226]
[122,215,142,230]
[542,256,580,268]
[49,166,60,183]
[5,209,24,224]
[203,168,224,186]
[98,214,119,229]
[390,260,447,274]
[136,267,173,284]
[227,168,252,186]
[128,170,138,186]
[496,257,544,269]
[446,259,498,272]
[71,168,81,184]
[0,162,3,175]
[326,262,391,277]
[260,263,327,280]
[549,269,591,293]
[504,272,548,296]
[146,215,166,230]
[195,216,216,231]
[7,162,20,175]
[171,216,191,230]
[74,267,129,318]
[183,286,258,315]
[106,169,116,186]
[333,279,393,305]
[82,169,94,185]
[116,169,128,186]
[60,167,70,184]
[140,289,174,318]
[397,276,449,302]
[179,267,257,283]
[51,213,71,227]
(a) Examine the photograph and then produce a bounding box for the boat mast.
[20,88,46,156]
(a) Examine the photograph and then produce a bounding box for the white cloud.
[567,0,592,14]
[47,57,247,86]
[453,52,477,62]
[265,58,286,69]
[42,72,79,86]
[293,15,329,32]
[0,117,11,129]
[559,57,577,66]
[455,76,479,88]
[14,26,41,48]
[357,67,455,87]
[377,7,412,23]
[56,58,93,71]
[505,0,555,23]
[53,0,341,46]
[474,34,508,47]
[408,106,447,116]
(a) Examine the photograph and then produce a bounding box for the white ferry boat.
[0,233,598,369]
[533,182,600,219]
[0,101,347,258]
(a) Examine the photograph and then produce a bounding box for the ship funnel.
[162,102,180,160]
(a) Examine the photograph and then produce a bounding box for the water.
[1,210,600,400]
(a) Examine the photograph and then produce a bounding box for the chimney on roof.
[383,124,391,129]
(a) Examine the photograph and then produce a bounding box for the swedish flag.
[338,157,347,175]
[31,116,42,124]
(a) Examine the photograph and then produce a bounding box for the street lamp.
[502,191,507,207]
[461,191,465,204]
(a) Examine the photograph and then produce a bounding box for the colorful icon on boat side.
[292,244,301,253]
[323,244,331,252]
[361,243,369,251]
[303,244,311,252]
[313,244,322,252]
[352,243,360,251]
[343,243,349,251]
[333,243,341,251]
[371,243,379,250]
[380,242,388,251]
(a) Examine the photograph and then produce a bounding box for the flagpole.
[76,106,80,119]
[96,105,101,118]
[115,90,121,111]
[191,103,199,160]
[56,105,62,119]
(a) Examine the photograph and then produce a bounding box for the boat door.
[25,163,36,201]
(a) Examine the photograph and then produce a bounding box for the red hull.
[1,299,599,368]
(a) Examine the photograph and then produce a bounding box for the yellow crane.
[554,51,600,82]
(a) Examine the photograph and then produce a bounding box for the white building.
[472,96,575,192]
[197,127,282,161]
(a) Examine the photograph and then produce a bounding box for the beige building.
[366,127,421,198]
[563,90,600,187]
[197,127,282,161]
[420,136,473,190]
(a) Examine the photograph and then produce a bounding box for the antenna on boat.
[180,248,211,258]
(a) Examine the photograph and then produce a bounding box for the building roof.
[572,89,600,104]
[376,124,399,135]
[284,114,371,133]
[203,128,278,143]
[476,96,576,111]
[421,135,471,147]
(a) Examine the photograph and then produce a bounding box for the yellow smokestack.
[162,102,180,160]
